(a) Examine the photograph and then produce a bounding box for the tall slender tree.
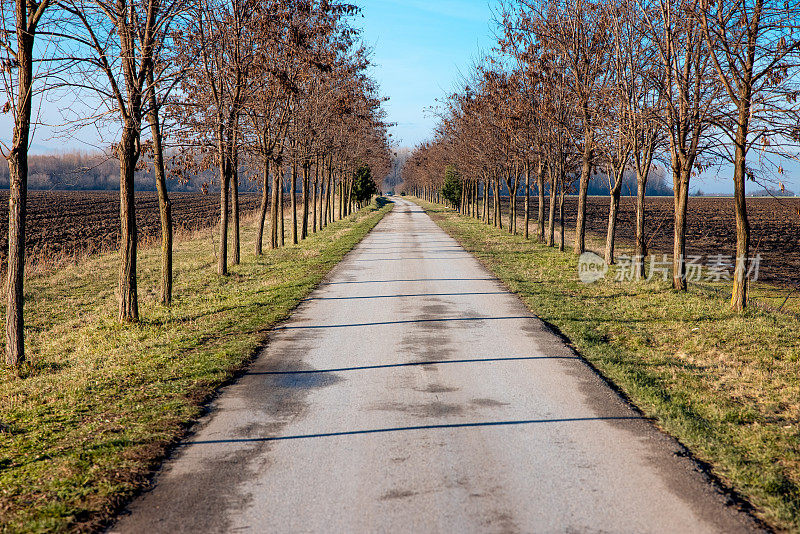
[65,0,187,321]
[0,0,56,365]
[694,0,800,309]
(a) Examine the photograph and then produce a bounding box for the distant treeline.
[693,187,797,197]
[0,152,262,193]
[748,188,797,197]
[585,167,673,196]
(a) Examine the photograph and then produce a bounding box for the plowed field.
[0,190,262,262]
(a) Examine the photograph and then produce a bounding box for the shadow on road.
[322,278,496,285]
[246,355,580,375]
[278,316,532,330]
[304,291,508,301]
[186,416,644,445]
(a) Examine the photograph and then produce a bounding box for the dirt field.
[0,191,796,287]
[0,190,262,263]
[510,195,800,287]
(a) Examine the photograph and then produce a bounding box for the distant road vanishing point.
[112,198,761,533]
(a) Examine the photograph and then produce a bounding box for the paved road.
[114,198,759,533]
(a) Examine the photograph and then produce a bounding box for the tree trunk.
[329,171,334,223]
[731,122,750,311]
[329,165,335,224]
[494,177,502,230]
[491,180,496,226]
[301,162,310,239]
[344,177,350,217]
[231,142,240,265]
[329,162,334,224]
[634,137,655,279]
[485,178,490,224]
[270,159,280,249]
[217,124,229,275]
[547,167,556,247]
[512,185,518,234]
[635,169,647,279]
[118,125,139,321]
[345,177,353,216]
[482,178,488,223]
[508,173,517,235]
[604,181,622,264]
[291,158,298,244]
[473,180,478,217]
[338,174,343,220]
[537,160,545,242]
[5,13,35,366]
[574,124,592,254]
[6,148,26,367]
[322,159,328,228]
[672,165,690,290]
[324,158,331,226]
[558,176,566,252]
[279,169,285,246]
[146,79,173,304]
[313,159,318,234]
[257,155,270,254]
[483,176,494,224]
[524,163,531,239]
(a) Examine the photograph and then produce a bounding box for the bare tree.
[0,0,56,365]
[613,1,664,277]
[64,0,186,321]
[694,0,800,309]
[525,0,614,254]
[597,91,632,264]
[639,0,721,291]
[178,0,255,275]
[145,67,173,304]
[144,11,191,305]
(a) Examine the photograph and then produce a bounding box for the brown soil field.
[510,195,800,287]
[0,191,796,288]
[0,190,262,263]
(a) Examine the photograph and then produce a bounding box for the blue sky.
[358,0,499,148]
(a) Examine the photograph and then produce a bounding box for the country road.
[113,198,760,533]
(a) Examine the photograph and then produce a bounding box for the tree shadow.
[278,316,532,330]
[322,278,496,285]
[304,291,507,301]
[187,416,643,445]
[375,197,393,208]
[246,355,580,375]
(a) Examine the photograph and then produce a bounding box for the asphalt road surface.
[113,198,760,533]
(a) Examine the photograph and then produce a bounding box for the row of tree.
[0,0,390,367]
[402,0,800,311]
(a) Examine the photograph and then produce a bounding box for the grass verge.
[413,197,800,532]
[0,199,393,533]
